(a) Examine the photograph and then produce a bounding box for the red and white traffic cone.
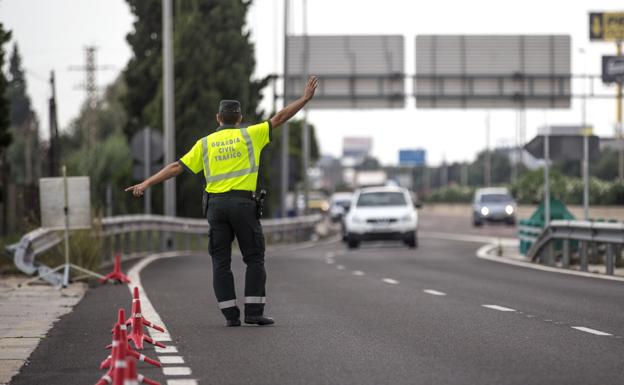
[125,357,160,385]
[95,324,123,385]
[102,309,160,369]
[126,287,166,350]
[99,254,131,284]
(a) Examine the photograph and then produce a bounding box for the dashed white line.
[156,345,178,354]
[336,265,346,270]
[352,270,365,276]
[571,326,612,336]
[423,289,446,296]
[163,367,192,376]
[482,304,516,312]
[326,252,335,258]
[381,278,399,285]
[325,259,335,264]
[159,356,185,364]
[167,380,198,385]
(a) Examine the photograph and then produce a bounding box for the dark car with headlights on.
[472,188,517,227]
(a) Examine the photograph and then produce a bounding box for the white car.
[344,186,418,249]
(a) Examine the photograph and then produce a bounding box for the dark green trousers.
[207,196,266,319]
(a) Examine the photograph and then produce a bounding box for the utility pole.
[617,41,623,183]
[301,0,309,215]
[162,0,176,217]
[579,47,590,220]
[48,71,59,176]
[281,0,290,218]
[484,111,491,187]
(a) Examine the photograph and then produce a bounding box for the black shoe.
[226,319,241,327]
[244,315,275,326]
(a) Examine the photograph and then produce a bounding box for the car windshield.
[333,200,351,209]
[357,192,406,207]
[480,194,513,203]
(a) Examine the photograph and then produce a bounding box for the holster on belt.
[202,191,209,217]
[254,189,267,219]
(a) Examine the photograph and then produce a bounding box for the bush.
[424,185,475,203]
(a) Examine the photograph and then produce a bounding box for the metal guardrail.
[6,214,323,286]
[527,220,624,275]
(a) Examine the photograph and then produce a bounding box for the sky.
[1,0,623,166]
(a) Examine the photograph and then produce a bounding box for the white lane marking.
[159,356,185,364]
[482,304,516,312]
[156,345,178,354]
[423,289,446,296]
[336,265,346,270]
[326,252,335,258]
[163,366,192,376]
[571,326,612,336]
[421,231,517,245]
[382,278,399,285]
[167,380,198,385]
[325,259,335,264]
[352,270,365,276]
[476,244,624,283]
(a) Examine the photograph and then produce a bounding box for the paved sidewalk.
[0,276,86,385]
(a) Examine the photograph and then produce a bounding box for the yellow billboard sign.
[590,12,624,41]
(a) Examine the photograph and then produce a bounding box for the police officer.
[125,76,318,327]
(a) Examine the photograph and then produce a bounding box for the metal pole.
[62,165,70,287]
[143,127,152,214]
[485,111,491,186]
[280,0,290,218]
[544,133,551,227]
[302,0,309,215]
[581,47,589,221]
[617,42,623,183]
[162,0,176,217]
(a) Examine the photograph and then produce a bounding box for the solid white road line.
[571,326,612,336]
[421,231,517,246]
[482,304,516,312]
[476,244,624,283]
[352,270,365,276]
[155,345,178,354]
[163,367,192,376]
[423,289,446,296]
[159,356,185,364]
[382,278,399,285]
[167,380,198,385]
[336,265,346,270]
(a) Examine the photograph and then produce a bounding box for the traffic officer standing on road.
[126,76,318,326]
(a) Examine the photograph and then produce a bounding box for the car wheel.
[404,232,417,249]
[473,218,483,227]
[506,218,516,226]
[347,235,359,249]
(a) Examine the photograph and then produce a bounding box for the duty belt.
[208,190,254,200]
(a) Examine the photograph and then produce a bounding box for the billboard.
[399,149,426,166]
[590,12,624,41]
[343,137,372,158]
[415,35,571,109]
[285,35,405,109]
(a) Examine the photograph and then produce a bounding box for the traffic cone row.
[95,285,168,385]
[99,254,131,284]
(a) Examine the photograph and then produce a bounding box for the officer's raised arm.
[124,161,184,197]
[270,75,318,129]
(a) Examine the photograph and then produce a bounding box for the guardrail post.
[580,241,588,272]
[606,243,615,275]
[114,233,121,255]
[134,230,141,255]
[146,229,153,253]
[159,230,166,252]
[123,232,131,256]
[562,239,570,268]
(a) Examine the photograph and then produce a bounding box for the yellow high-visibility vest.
[179,121,271,193]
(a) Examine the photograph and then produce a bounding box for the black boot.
[244,315,274,326]
[226,318,241,327]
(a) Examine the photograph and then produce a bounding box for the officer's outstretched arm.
[125,162,184,198]
[270,76,318,128]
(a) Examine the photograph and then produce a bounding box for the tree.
[0,23,11,154]
[123,0,268,217]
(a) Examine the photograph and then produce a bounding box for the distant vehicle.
[329,192,353,223]
[344,186,418,249]
[296,191,329,214]
[472,187,517,227]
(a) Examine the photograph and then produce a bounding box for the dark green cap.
[219,100,241,114]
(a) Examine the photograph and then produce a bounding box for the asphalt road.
[10,224,624,385]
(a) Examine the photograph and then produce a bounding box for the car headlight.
[480,207,489,216]
[505,205,514,215]
[400,214,413,222]
[351,216,364,224]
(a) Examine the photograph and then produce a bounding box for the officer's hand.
[124,182,147,197]
[303,76,318,101]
